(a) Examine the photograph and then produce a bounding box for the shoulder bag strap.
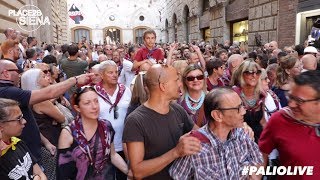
[195,104,205,127]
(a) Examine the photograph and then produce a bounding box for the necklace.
[185,92,205,111]
[241,92,257,107]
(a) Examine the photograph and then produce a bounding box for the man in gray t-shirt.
[60,44,88,79]
[123,64,201,180]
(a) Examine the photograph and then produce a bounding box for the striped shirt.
[169,124,263,180]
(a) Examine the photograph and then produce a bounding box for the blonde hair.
[172,60,188,75]
[181,64,206,95]
[130,73,148,105]
[231,59,261,95]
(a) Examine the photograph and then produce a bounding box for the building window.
[74,28,90,43]
[232,20,248,43]
[105,28,121,44]
[135,28,147,44]
[139,16,145,21]
[203,28,211,42]
[203,0,210,11]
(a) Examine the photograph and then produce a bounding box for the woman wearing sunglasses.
[178,64,207,127]
[231,59,266,142]
[0,98,46,180]
[57,86,129,180]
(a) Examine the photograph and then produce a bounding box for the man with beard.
[1,40,23,73]
[259,70,320,179]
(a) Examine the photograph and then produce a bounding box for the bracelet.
[74,76,78,85]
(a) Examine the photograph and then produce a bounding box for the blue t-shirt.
[0,80,41,162]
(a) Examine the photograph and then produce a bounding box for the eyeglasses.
[217,103,244,113]
[186,75,204,81]
[2,114,24,124]
[243,70,262,76]
[286,50,296,54]
[6,69,20,73]
[287,93,320,106]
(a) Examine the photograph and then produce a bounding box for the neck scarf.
[280,107,320,137]
[143,46,158,59]
[70,116,113,172]
[94,82,126,114]
[1,137,21,156]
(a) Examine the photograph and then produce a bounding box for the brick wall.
[248,0,279,50]
[278,0,298,48]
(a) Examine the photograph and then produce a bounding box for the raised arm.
[190,44,206,70]
[33,100,65,123]
[29,73,93,105]
[166,43,178,65]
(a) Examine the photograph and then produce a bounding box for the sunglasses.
[186,75,204,81]
[2,114,24,124]
[105,48,112,51]
[243,70,262,76]
[43,69,51,74]
[76,85,95,94]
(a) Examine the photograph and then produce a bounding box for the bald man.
[3,28,17,40]
[98,54,108,62]
[301,54,317,71]
[269,41,278,52]
[123,64,201,179]
[227,54,244,75]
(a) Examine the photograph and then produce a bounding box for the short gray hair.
[99,60,117,72]
[0,98,19,122]
[204,87,236,122]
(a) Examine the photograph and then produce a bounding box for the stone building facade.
[67,0,165,44]
[0,0,68,44]
[160,0,320,49]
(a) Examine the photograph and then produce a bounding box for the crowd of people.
[0,26,320,180]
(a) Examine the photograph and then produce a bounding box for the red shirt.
[259,110,320,179]
[206,78,225,91]
[134,47,164,63]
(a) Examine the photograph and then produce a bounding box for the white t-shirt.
[92,51,99,61]
[98,85,132,152]
[118,59,135,88]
